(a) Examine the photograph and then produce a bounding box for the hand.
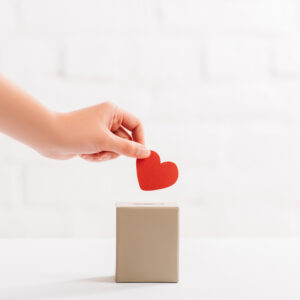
[49,101,150,162]
[0,77,149,162]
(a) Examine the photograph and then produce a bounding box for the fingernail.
[137,147,150,158]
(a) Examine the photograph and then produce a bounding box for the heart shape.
[136,150,178,191]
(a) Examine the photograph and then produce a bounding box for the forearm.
[0,76,149,161]
[0,76,58,155]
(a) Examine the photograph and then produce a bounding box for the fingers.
[116,107,145,145]
[109,132,150,158]
[82,102,149,161]
[44,153,76,160]
[79,127,131,162]
[80,151,119,162]
[113,127,132,141]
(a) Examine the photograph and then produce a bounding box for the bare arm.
[0,76,150,161]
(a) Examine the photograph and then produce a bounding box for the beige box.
[116,202,179,283]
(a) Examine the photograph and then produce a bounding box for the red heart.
[136,150,178,191]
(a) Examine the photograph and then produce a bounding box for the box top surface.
[116,202,178,207]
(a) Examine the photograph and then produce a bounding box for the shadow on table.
[73,275,116,283]
[4,275,159,300]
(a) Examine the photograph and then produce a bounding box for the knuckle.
[101,101,115,110]
[135,117,142,126]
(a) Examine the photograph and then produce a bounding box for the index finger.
[117,107,145,145]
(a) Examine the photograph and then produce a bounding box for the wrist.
[34,111,68,159]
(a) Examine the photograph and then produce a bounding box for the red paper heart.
[136,150,178,191]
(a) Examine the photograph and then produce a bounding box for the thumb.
[109,133,150,159]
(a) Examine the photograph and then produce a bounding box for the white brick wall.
[0,0,17,34]
[64,38,135,81]
[274,38,300,76]
[19,0,155,34]
[161,0,295,34]
[0,36,60,78]
[136,37,202,82]
[206,37,271,79]
[0,0,300,237]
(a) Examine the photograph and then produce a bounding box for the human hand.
[46,101,150,162]
[0,77,149,162]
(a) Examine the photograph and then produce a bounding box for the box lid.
[116,202,178,207]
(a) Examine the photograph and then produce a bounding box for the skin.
[0,75,150,162]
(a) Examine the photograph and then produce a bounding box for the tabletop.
[1,238,300,300]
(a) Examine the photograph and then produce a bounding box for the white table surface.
[1,238,300,300]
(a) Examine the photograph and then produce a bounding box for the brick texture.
[0,0,299,237]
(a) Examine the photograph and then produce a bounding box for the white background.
[0,0,300,238]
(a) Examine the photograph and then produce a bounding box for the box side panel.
[116,206,179,283]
